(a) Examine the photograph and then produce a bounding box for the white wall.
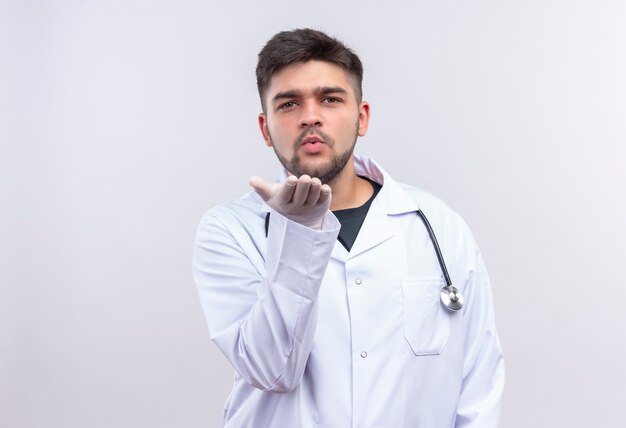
[2,1,625,426]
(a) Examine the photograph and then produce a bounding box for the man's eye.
[278,101,297,110]
[322,97,341,104]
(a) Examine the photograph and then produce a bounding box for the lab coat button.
[355,278,363,285]
[360,351,368,358]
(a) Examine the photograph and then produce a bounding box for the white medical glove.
[249,174,332,229]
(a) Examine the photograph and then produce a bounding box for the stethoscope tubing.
[415,210,452,288]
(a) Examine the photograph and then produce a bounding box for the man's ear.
[357,101,370,137]
[258,113,272,147]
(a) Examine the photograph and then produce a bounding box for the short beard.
[270,124,359,185]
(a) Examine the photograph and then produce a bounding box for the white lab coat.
[193,154,504,428]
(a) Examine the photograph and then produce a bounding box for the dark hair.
[256,28,363,110]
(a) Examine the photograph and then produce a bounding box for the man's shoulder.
[356,154,461,222]
[390,180,479,269]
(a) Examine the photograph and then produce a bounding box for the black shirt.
[332,177,382,252]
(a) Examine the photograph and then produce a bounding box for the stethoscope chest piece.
[440,285,464,311]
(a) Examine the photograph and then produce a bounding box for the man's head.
[256,28,363,113]
[256,29,370,185]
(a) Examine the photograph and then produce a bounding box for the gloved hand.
[249,174,332,229]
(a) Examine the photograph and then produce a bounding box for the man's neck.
[328,159,374,211]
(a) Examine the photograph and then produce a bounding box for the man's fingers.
[249,176,274,201]
[277,175,298,203]
[251,174,330,222]
[291,175,312,206]
[305,177,322,205]
[317,184,332,206]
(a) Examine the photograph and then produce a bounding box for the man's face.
[258,61,370,184]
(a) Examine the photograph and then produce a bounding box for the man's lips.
[300,135,325,154]
[300,135,325,146]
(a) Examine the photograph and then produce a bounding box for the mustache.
[294,128,334,148]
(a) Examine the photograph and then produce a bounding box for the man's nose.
[298,102,323,128]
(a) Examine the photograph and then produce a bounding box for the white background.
[2,1,625,427]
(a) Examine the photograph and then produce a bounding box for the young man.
[193,29,504,427]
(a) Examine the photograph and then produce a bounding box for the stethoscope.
[414,210,464,311]
[264,209,464,312]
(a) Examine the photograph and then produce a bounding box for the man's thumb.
[249,176,274,201]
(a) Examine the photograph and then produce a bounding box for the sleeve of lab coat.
[193,207,340,393]
[455,229,505,427]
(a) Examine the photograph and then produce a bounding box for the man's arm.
[455,226,505,427]
[193,176,339,393]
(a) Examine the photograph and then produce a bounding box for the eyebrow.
[272,86,348,102]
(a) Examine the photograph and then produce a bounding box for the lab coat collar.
[259,153,419,215]
[335,154,420,259]
[351,154,419,215]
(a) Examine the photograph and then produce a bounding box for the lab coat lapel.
[331,237,349,261]
[343,196,394,260]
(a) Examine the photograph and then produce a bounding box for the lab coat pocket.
[401,278,450,356]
